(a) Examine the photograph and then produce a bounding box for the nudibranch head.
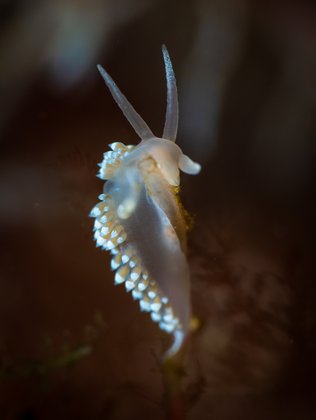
[128,138,201,187]
[91,46,201,358]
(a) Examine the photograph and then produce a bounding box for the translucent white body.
[91,46,201,358]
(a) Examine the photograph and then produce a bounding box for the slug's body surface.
[90,47,201,358]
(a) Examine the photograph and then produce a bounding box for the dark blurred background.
[1,0,316,419]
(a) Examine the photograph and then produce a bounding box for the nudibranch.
[90,46,201,358]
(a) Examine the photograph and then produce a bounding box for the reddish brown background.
[1,1,316,419]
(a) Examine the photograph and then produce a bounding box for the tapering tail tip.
[163,329,186,361]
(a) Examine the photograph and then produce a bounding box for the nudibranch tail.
[162,44,179,142]
[92,46,201,359]
[97,64,155,141]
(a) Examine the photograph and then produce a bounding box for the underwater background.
[1,0,316,418]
